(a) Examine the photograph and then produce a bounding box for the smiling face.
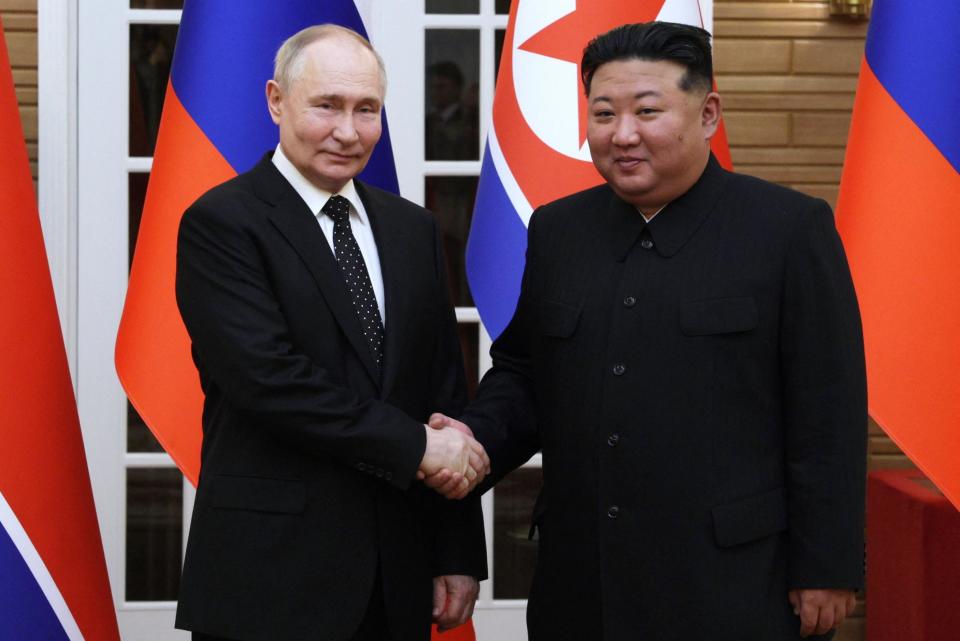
[586,58,720,213]
[266,35,383,193]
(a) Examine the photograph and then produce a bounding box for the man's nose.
[611,116,640,146]
[332,114,360,143]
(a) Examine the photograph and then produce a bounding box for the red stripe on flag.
[0,20,120,640]
[432,620,476,641]
[116,83,235,486]
[836,59,960,509]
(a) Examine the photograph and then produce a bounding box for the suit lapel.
[356,181,410,400]
[251,157,381,386]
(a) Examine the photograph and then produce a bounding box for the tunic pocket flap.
[680,297,758,336]
[712,487,787,548]
[540,300,581,338]
[211,475,306,514]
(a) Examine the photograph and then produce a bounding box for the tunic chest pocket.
[680,296,758,336]
[539,299,582,338]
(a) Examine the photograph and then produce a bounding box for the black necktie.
[322,195,384,367]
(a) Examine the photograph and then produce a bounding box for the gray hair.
[273,24,387,93]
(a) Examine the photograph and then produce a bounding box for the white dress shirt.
[272,145,386,325]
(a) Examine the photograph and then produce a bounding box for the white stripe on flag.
[488,127,535,227]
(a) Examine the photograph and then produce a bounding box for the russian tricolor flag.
[836,0,960,508]
[1,18,120,641]
[467,0,730,339]
[115,0,399,486]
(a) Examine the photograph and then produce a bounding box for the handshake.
[417,413,489,500]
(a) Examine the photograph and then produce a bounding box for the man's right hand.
[418,413,490,499]
[418,422,488,499]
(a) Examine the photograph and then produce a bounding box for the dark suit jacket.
[174,155,486,641]
[464,156,866,641]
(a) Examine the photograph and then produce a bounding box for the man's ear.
[265,79,283,125]
[701,91,721,140]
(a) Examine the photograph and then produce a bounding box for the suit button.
[376,469,385,478]
[356,462,367,471]
[612,363,626,376]
[623,296,636,308]
[385,471,393,481]
[607,433,620,447]
[640,239,654,250]
[607,505,620,519]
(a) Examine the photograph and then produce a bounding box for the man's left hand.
[433,574,479,632]
[788,588,857,637]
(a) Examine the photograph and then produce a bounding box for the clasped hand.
[417,413,489,499]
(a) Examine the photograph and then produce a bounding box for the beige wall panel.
[718,74,858,92]
[15,85,36,103]
[716,20,868,39]
[19,103,36,139]
[793,112,851,146]
[0,0,36,10]
[731,146,845,164]
[1,12,35,29]
[715,39,791,73]
[3,30,36,66]
[722,93,855,111]
[715,2,829,19]
[724,111,790,145]
[11,68,36,84]
[794,39,865,74]
[739,164,842,184]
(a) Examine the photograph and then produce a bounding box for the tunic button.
[623,296,637,308]
[612,363,626,376]
[607,433,620,447]
[641,238,654,250]
[607,505,620,519]
[357,462,367,471]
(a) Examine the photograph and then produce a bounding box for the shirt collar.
[271,144,368,225]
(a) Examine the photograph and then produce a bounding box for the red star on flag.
[518,0,667,145]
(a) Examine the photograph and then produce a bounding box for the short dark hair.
[580,22,713,96]
[429,61,464,89]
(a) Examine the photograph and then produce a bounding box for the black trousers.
[192,572,390,641]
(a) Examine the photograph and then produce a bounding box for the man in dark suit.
[174,24,488,641]
[429,22,867,640]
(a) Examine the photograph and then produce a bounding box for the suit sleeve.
[423,218,488,580]
[461,211,543,488]
[779,200,867,590]
[175,199,426,490]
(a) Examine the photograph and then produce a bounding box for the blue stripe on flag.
[170,0,399,192]
[864,0,960,172]
[466,145,529,340]
[0,525,69,641]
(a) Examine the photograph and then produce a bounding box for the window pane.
[128,172,149,270]
[495,29,506,84]
[425,176,477,307]
[128,402,165,453]
[130,24,178,157]
[426,0,479,14]
[131,0,183,7]
[496,0,512,14]
[458,322,480,399]
[126,468,183,601]
[493,466,542,599]
[426,30,480,161]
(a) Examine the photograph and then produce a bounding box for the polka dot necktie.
[322,195,384,367]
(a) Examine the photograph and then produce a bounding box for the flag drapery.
[466,0,730,339]
[835,0,960,509]
[0,19,121,641]
[115,0,399,487]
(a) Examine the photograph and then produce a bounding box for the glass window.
[426,0,479,14]
[425,30,480,161]
[493,466,542,599]
[458,322,480,398]
[495,28,506,83]
[496,0,512,14]
[130,24,178,157]
[425,176,478,307]
[126,468,183,601]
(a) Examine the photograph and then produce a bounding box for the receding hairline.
[274,24,387,93]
